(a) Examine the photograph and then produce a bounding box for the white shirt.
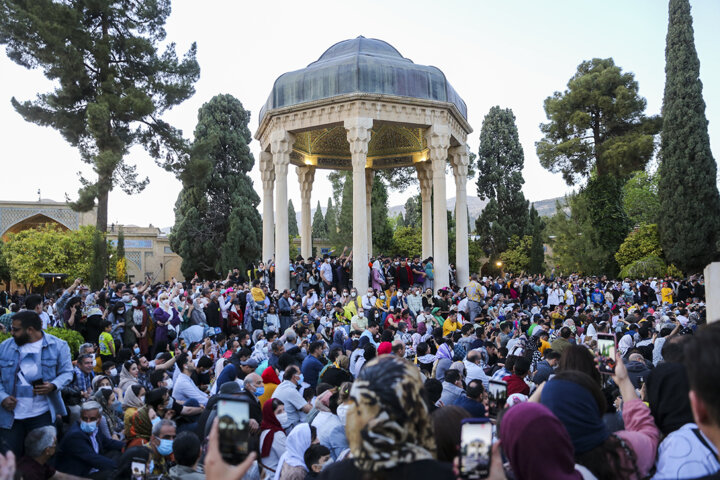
[271,381,307,430]
[172,372,209,406]
[320,262,333,283]
[15,338,50,420]
[361,294,376,310]
[458,297,469,314]
[463,359,490,390]
[259,429,286,471]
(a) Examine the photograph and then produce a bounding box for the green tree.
[312,200,326,238]
[500,235,532,274]
[475,106,530,256]
[615,224,663,271]
[658,0,720,273]
[325,198,339,247]
[403,195,421,229]
[623,170,661,226]
[170,94,261,279]
[371,174,394,254]
[0,0,200,238]
[0,242,11,287]
[288,200,299,237]
[392,227,422,258]
[336,175,353,249]
[528,205,546,274]
[619,256,667,279]
[536,58,660,184]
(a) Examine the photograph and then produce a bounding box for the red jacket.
[503,374,530,396]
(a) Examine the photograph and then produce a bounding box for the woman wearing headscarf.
[647,362,720,479]
[259,366,281,406]
[433,340,454,381]
[319,355,453,480]
[541,357,660,480]
[125,403,155,448]
[274,422,316,480]
[260,398,287,474]
[94,387,123,441]
[371,260,386,291]
[153,292,177,355]
[499,402,592,480]
[124,295,148,353]
[118,360,140,393]
[122,384,146,429]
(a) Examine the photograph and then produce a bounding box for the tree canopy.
[371,174,394,254]
[623,170,661,226]
[312,200,326,238]
[288,200,299,237]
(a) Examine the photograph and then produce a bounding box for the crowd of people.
[0,253,718,480]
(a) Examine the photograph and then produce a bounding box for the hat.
[240,358,259,368]
[377,342,392,355]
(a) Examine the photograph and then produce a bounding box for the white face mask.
[109,368,118,376]
[131,299,139,307]
[178,288,184,295]
[122,295,130,303]
[358,312,364,317]
[162,299,170,307]
[276,412,288,426]
[132,287,139,295]
[351,292,357,298]
[165,378,174,389]
[336,404,349,425]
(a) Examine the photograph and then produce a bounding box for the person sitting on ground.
[304,444,331,479]
[168,431,204,480]
[453,379,486,418]
[503,356,530,396]
[16,426,60,480]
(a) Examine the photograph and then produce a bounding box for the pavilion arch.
[1,213,71,241]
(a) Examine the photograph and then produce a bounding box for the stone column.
[270,129,295,291]
[451,144,470,288]
[259,151,275,264]
[297,166,315,259]
[427,124,451,290]
[416,161,433,260]
[345,117,373,293]
[365,169,374,257]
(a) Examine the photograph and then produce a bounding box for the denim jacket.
[0,332,73,428]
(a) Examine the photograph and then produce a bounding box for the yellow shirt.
[661,287,673,304]
[443,318,460,337]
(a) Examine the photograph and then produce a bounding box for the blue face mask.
[157,438,173,456]
[298,374,304,384]
[114,401,123,415]
[80,420,97,433]
[254,385,265,397]
[151,416,161,427]
[134,347,140,355]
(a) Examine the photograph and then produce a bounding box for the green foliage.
[623,170,661,226]
[403,195,421,229]
[500,235,532,274]
[666,263,683,278]
[336,173,353,250]
[528,206,546,274]
[475,106,530,256]
[0,0,200,232]
[392,227,422,259]
[116,227,125,260]
[658,0,720,273]
[47,327,85,357]
[170,94,261,279]
[312,200,326,238]
[4,225,97,287]
[0,241,12,286]
[619,256,667,279]
[325,198,339,247]
[615,224,663,270]
[468,239,485,276]
[536,58,660,185]
[288,200,299,237]
[371,175,394,254]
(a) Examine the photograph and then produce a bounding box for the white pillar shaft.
[297,166,315,259]
[428,124,451,290]
[271,130,294,291]
[452,146,471,288]
[345,117,373,293]
[366,169,374,257]
[260,151,275,264]
[417,162,433,260]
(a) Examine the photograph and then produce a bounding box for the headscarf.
[541,379,609,454]
[506,393,528,408]
[436,343,453,361]
[261,366,281,385]
[118,364,139,393]
[314,389,333,413]
[347,355,436,472]
[127,405,152,444]
[93,387,118,432]
[377,342,392,355]
[260,400,285,458]
[251,286,265,303]
[83,293,103,318]
[122,384,145,410]
[646,362,694,436]
[500,403,583,480]
[92,375,110,392]
[272,423,312,480]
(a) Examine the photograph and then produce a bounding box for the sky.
[1,0,719,229]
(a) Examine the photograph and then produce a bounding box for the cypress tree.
[337,175,353,248]
[371,174,394,254]
[528,205,546,274]
[658,0,720,272]
[325,198,339,248]
[312,200,326,238]
[288,200,299,237]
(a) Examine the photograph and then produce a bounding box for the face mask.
[99,385,112,392]
[297,373,304,384]
[132,287,139,295]
[358,312,364,317]
[254,385,265,397]
[151,416,161,427]
[80,420,97,433]
[165,378,174,389]
[92,358,97,367]
[132,300,139,307]
[336,404,349,425]
[157,438,173,456]
[178,288,184,295]
[380,295,386,300]
[134,347,140,355]
[276,412,288,425]
[394,262,400,266]
[109,367,118,376]
[342,293,348,297]
[162,299,170,307]
[397,293,403,298]
[351,292,357,298]
[122,295,130,303]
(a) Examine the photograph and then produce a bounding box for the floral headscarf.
[347,355,436,472]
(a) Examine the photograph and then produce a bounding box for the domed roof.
[259,36,467,121]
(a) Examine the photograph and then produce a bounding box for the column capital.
[296,165,315,200]
[259,151,275,188]
[415,161,433,201]
[426,123,451,175]
[270,129,295,158]
[345,117,373,166]
[450,144,470,181]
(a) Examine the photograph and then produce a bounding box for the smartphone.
[459,418,492,479]
[130,458,147,480]
[216,394,250,465]
[597,333,616,374]
[487,380,507,419]
[31,378,44,388]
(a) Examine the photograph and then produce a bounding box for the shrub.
[619,255,667,279]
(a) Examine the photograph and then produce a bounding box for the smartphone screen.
[597,333,616,374]
[217,396,250,464]
[487,380,507,419]
[130,459,146,480]
[460,420,492,479]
